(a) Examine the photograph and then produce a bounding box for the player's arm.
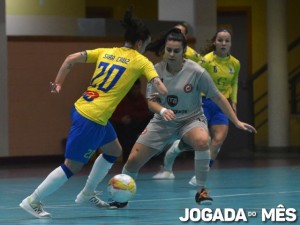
[230,62,240,113]
[145,78,171,120]
[210,93,257,133]
[231,102,237,114]
[50,51,87,93]
[150,77,168,95]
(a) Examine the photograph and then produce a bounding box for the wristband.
[160,108,167,116]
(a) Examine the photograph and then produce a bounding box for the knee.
[111,144,123,157]
[194,138,210,150]
[102,140,123,157]
[64,160,84,174]
[116,146,123,157]
[211,137,225,147]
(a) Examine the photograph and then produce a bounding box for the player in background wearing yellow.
[175,22,202,62]
[19,7,167,219]
[153,28,242,185]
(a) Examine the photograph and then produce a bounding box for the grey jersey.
[147,59,220,122]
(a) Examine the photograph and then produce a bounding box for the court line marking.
[1,190,299,210]
[132,190,300,202]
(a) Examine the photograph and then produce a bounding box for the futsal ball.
[107,174,136,203]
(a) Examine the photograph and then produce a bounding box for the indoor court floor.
[0,156,299,225]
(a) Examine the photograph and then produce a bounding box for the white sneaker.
[75,191,109,208]
[152,166,175,179]
[189,176,197,186]
[19,197,51,219]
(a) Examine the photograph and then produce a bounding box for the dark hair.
[134,79,141,86]
[146,28,187,57]
[175,22,189,35]
[120,6,151,45]
[200,27,233,55]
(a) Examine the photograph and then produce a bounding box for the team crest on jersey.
[83,91,99,102]
[184,84,193,93]
[167,95,178,107]
[229,67,234,74]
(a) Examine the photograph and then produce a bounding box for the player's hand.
[50,82,61,94]
[236,121,257,134]
[161,109,176,121]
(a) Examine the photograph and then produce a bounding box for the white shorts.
[136,115,208,152]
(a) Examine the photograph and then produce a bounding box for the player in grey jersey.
[121,28,256,206]
[151,59,218,121]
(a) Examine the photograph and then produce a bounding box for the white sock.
[30,166,68,203]
[194,150,210,191]
[122,167,138,180]
[164,140,181,171]
[81,154,113,195]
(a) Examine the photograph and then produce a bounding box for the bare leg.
[123,142,160,179]
[209,124,228,160]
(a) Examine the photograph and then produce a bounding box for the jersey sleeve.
[140,57,159,82]
[185,46,202,63]
[198,69,220,98]
[86,48,102,63]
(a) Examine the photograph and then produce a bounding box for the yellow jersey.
[199,51,240,103]
[185,46,201,62]
[75,47,158,125]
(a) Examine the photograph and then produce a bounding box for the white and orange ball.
[107,174,136,203]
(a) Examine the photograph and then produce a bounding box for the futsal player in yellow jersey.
[153,28,243,184]
[175,22,202,63]
[185,46,202,62]
[185,29,240,185]
[197,34,240,161]
[19,7,167,218]
[74,46,163,125]
[200,49,240,112]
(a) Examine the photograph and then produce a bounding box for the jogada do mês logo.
[179,205,297,223]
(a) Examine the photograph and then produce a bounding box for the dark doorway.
[217,9,255,156]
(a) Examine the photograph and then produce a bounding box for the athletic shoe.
[189,176,197,186]
[109,201,128,209]
[195,188,213,205]
[152,166,175,179]
[19,197,51,219]
[75,191,109,208]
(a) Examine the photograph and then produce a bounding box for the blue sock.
[60,164,73,179]
[103,153,118,163]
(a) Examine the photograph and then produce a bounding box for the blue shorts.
[65,107,117,164]
[202,97,229,127]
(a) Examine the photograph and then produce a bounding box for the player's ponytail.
[146,28,187,57]
[120,6,150,45]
